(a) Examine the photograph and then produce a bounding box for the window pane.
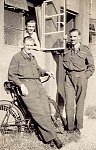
[45,15,64,33]
[45,1,56,16]
[4,27,23,46]
[4,9,24,46]
[89,18,96,44]
[4,10,23,29]
[45,0,64,16]
[45,32,64,49]
[5,0,28,11]
[42,0,65,50]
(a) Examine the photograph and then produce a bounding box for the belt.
[20,78,40,82]
[66,70,85,77]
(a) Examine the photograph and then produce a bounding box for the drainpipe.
[0,0,4,47]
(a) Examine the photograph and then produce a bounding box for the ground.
[0,116,96,150]
[61,117,96,150]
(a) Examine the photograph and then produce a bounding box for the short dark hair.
[69,28,81,35]
[23,36,35,43]
[26,19,36,26]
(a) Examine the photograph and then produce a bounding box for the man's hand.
[20,84,28,96]
[46,71,54,79]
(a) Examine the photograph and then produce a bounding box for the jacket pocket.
[18,63,29,75]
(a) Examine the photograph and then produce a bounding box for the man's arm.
[85,48,95,79]
[8,56,28,96]
[8,56,22,86]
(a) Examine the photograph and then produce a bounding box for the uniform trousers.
[64,71,88,130]
[21,79,56,142]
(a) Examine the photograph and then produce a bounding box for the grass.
[0,124,81,150]
[2,107,96,150]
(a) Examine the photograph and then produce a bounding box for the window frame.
[89,18,96,45]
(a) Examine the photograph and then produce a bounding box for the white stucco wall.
[84,0,96,110]
[85,44,96,110]
[67,0,80,13]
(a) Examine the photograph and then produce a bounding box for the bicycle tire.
[0,100,25,134]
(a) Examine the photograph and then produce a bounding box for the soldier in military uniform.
[63,29,95,134]
[8,36,63,149]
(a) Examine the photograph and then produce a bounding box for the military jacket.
[63,44,95,79]
[8,50,46,86]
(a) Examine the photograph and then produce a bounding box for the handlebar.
[41,74,54,83]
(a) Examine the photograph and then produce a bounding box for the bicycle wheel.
[0,100,25,133]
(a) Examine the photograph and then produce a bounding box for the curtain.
[35,6,42,43]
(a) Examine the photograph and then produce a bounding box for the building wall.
[75,0,96,111]
[90,0,96,19]
[86,0,96,109]
[75,0,89,46]
[0,45,20,100]
[67,0,80,13]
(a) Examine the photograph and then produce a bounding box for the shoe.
[53,137,63,149]
[74,128,81,135]
[67,129,74,133]
[50,140,55,147]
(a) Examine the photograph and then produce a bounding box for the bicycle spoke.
[0,101,25,133]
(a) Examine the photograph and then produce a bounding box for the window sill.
[4,44,23,49]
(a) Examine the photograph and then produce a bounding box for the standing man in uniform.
[8,36,63,149]
[63,29,95,134]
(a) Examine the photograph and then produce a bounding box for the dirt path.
[61,117,96,150]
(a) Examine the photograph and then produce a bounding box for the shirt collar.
[20,49,34,60]
[71,43,81,53]
[24,30,35,37]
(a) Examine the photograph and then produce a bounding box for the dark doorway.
[66,11,76,36]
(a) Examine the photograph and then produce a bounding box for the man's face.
[70,31,81,45]
[26,22,35,34]
[24,39,34,54]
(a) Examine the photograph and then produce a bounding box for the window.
[4,9,24,46]
[89,18,96,44]
[41,0,66,50]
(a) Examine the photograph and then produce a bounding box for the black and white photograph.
[0,0,96,150]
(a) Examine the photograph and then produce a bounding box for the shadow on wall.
[51,38,66,117]
[0,46,21,100]
[0,63,12,100]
